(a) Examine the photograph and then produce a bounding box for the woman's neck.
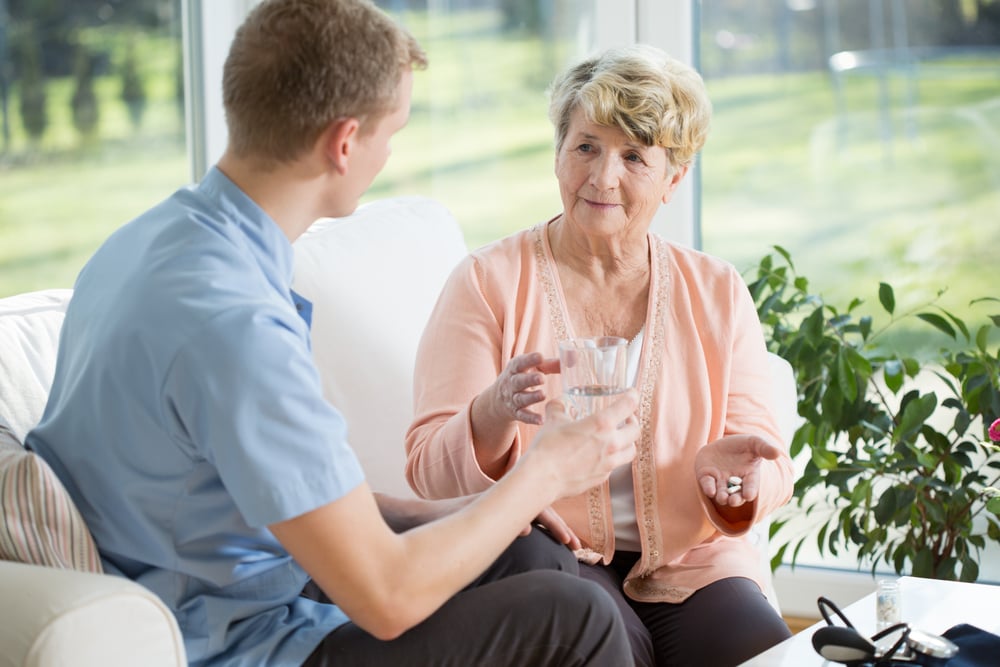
[548,215,651,286]
[547,216,652,341]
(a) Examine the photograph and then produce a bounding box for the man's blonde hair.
[548,45,711,171]
[223,0,427,164]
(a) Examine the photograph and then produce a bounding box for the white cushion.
[293,196,468,498]
[0,560,185,667]
[752,351,800,614]
[767,352,800,445]
[0,289,72,442]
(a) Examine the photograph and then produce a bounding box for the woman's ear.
[662,163,690,204]
[322,117,361,174]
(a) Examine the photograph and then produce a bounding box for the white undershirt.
[609,328,644,552]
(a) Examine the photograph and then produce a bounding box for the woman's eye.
[625,153,642,163]
[577,143,593,153]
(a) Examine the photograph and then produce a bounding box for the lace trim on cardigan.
[532,225,568,343]
[636,235,670,571]
[533,225,606,551]
[624,576,692,604]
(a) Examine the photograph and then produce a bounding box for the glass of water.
[558,337,628,419]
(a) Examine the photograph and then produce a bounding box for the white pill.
[727,484,742,494]
[728,476,742,485]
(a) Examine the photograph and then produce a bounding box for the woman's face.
[554,107,686,238]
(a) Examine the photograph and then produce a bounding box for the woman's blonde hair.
[223,0,427,164]
[547,45,711,170]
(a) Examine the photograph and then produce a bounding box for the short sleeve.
[162,304,365,527]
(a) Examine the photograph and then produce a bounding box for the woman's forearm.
[469,387,519,478]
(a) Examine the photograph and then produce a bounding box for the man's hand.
[523,390,639,500]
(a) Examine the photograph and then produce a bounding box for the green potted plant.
[747,246,1000,582]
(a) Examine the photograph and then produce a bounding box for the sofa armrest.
[0,560,185,667]
[749,352,801,615]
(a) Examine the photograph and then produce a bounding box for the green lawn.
[701,68,1000,338]
[0,28,188,296]
[2,12,998,354]
[0,82,188,295]
[0,144,187,294]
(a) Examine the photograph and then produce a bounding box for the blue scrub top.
[28,167,366,666]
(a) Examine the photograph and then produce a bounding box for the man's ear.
[322,117,361,174]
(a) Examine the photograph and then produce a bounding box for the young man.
[26,1,639,665]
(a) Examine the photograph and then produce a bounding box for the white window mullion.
[183,0,259,182]
[593,0,637,51]
[636,0,698,248]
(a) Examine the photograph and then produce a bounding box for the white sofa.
[0,196,796,665]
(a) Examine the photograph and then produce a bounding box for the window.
[696,0,1000,587]
[699,0,1000,335]
[0,0,187,296]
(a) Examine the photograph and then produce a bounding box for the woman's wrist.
[470,387,518,457]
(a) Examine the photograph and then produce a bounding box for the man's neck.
[216,151,323,244]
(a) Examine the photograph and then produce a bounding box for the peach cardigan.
[405,221,794,603]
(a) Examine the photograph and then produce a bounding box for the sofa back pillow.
[293,196,467,498]
[0,427,103,573]
[0,289,72,442]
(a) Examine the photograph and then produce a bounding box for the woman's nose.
[590,155,621,189]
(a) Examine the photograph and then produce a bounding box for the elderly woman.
[405,45,794,667]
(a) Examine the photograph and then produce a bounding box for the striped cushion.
[0,430,103,573]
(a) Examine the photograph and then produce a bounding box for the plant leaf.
[913,549,935,577]
[917,312,956,339]
[883,358,903,393]
[873,488,896,524]
[894,393,937,444]
[771,543,788,572]
[773,245,793,267]
[941,308,970,341]
[801,308,825,347]
[811,448,838,470]
[859,315,872,340]
[836,349,858,402]
[878,282,895,314]
[961,558,980,583]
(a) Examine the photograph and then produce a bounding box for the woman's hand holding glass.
[469,352,559,480]
[694,434,783,507]
[491,352,560,426]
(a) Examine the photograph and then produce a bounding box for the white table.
[739,576,1000,666]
